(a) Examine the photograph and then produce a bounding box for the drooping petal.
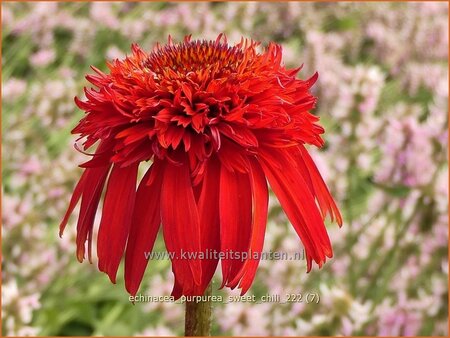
[228,157,268,294]
[280,145,342,226]
[97,162,139,283]
[59,171,86,237]
[76,165,111,263]
[216,138,252,173]
[297,145,342,226]
[219,164,252,287]
[60,140,113,264]
[171,278,183,300]
[193,158,221,294]
[259,147,332,271]
[124,161,164,296]
[160,157,202,296]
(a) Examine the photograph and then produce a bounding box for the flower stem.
[184,283,212,336]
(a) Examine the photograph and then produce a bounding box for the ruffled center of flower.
[75,35,324,172]
[145,37,246,79]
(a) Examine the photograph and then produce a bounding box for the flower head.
[60,35,342,298]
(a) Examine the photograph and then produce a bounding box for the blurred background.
[1,2,448,336]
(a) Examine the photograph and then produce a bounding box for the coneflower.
[60,34,342,301]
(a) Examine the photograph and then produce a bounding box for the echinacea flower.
[60,34,342,299]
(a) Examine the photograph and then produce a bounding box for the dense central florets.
[145,39,245,78]
[74,35,324,173]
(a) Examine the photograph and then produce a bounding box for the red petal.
[59,141,110,236]
[259,147,332,271]
[219,164,252,288]
[298,145,342,226]
[217,122,258,148]
[229,157,268,294]
[79,153,111,168]
[161,158,202,295]
[97,163,139,283]
[193,158,221,294]
[76,165,111,263]
[305,71,319,88]
[217,139,251,173]
[171,278,183,300]
[59,171,86,237]
[116,124,154,145]
[181,82,193,104]
[124,161,164,296]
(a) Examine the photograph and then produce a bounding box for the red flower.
[60,35,342,298]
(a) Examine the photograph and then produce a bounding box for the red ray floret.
[60,34,342,298]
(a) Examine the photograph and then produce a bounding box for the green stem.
[184,283,212,336]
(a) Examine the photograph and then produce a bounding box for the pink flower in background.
[3,78,26,101]
[90,3,119,29]
[30,49,55,67]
